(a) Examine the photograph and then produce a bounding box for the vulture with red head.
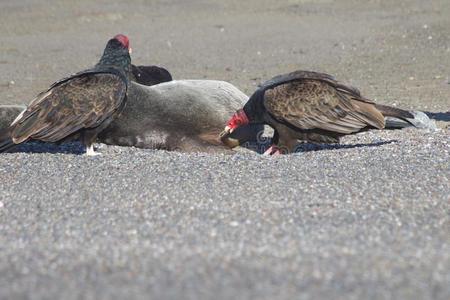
[221,70,414,154]
[0,34,132,155]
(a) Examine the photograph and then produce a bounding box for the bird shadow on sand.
[292,140,396,153]
[9,141,85,155]
[424,111,450,122]
[9,139,396,155]
[242,140,396,154]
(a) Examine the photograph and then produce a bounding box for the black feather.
[374,104,414,119]
[0,128,15,153]
[131,65,172,86]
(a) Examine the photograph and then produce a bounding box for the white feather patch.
[10,108,26,126]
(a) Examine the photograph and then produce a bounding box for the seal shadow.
[424,111,450,122]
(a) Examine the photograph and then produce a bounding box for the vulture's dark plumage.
[221,70,413,154]
[0,34,132,155]
[131,65,172,86]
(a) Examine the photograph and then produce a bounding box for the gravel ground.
[0,0,449,299]
[0,129,449,300]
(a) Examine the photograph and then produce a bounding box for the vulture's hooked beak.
[222,125,233,135]
[220,109,249,148]
[219,126,240,148]
[129,47,133,54]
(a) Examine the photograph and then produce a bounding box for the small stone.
[229,221,239,227]
[0,201,3,208]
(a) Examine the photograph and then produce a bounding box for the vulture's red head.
[224,109,249,134]
[113,34,132,54]
[219,109,249,148]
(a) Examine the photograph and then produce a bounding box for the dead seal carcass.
[98,80,262,153]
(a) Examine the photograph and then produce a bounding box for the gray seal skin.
[98,80,262,153]
[0,105,26,131]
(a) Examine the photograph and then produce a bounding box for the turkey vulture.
[220,70,413,154]
[0,34,132,155]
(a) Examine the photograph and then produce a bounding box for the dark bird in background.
[0,34,132,155]
[220,70,414,154]
[131,65,172,86]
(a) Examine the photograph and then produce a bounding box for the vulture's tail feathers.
[375,104,436,130]
[0,128,16,153]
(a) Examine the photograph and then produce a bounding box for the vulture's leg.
[263,130,280,155]
[264,126,298,155]
[82,128,101,156]
[85,144,99,156]
[263,145,282,155]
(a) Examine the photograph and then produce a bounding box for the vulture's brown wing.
[263,80,385,134]
[261,70,363,99]
[11,73,126,143]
